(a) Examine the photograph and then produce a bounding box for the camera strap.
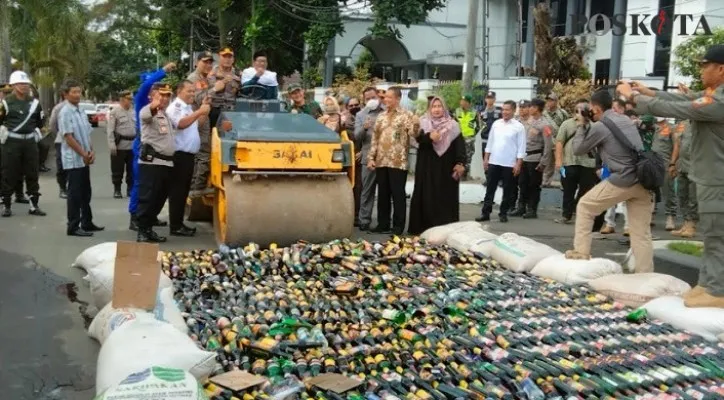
[601,117,640,157]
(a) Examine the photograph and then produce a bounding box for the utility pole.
[189,19,195,73]
[0,0,11,82]
[462,0,479,94]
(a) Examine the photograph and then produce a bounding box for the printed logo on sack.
[570,11,713,36]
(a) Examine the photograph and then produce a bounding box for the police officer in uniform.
[669,120,697,238]
[511,100,531,213]
[187,51,214,197]
[651,117,677,230]
[136,83,175,243]
[107,90,136,198]
[516,98,553,219]
[0,82,28,203]
[542,93,569,186]
[0,71,46,217]
[620,44,724,308]
[208,47,241,128]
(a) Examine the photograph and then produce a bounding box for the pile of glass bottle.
[160,237,724,400]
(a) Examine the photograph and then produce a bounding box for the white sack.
[530,255,622,284]
[420,221,482,245]
[490,233,561,272]
[642,296,724,341]
[719,333,724,342]
[96,319,217,395]
[588,273,691,308]
[94,367,208,400]
[88,287,187,344]
[84,258,173,309]
[73,242,117,270]
[445,228,498,254]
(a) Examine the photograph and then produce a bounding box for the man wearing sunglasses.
[619,44,724,308]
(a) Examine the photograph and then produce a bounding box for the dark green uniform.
[0,92,45,214]
[634,85,724,296]
[290,100,323,119]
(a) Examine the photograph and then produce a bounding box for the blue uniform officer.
[129,62,176,231]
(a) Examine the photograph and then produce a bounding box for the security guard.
[107,90,136,198]
[0,82,27,203]
[542,93,568,186]
[0,71,46,217]
[620,44,724,308]
[670,120,697,238]
[187,51,214,197]
[651,117,677,230]
[516,98,553,219]
[208,47,241,128]
[136,83,174,243]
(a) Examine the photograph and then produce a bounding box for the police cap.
[118,90,132,99]
[197,51,214,61]
[152,83,173,95]
[701,44,724,65]
[518,100,531,107]
[219,47,234,56]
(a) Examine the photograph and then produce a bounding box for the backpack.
[600,117,665,191]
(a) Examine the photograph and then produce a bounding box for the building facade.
[332,0,722,87]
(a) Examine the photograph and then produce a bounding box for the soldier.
[107,90,136,199]
[619,44,724,308]
[0,71,46,217]
[670,120,697,238]
[187,51,214,197]
[49,89,68,198]
[288,84,323,118]
[208,47,241,128]
[516,98,553,219]
[651,117,677,230]
[453,94,480,180]
[542,93,569,186]
[136,83,175,243]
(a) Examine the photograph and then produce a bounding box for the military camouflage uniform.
[652,120,677,217]
[542,108,568,186]
[187,70,212,195]
[208,66,241,126]
[675,120,697,223]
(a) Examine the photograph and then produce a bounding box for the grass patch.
[667,241,703,257]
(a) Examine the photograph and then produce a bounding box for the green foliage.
[368,0,447,39]
[432,81,463,111]
[673,28,724,91]
[302,68,323,88]
[667,241,704,258]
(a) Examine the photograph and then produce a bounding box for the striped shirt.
[58,101,93,169]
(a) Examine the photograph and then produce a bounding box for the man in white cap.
[0,70,46,217]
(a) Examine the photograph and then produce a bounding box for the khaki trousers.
[574,180,653,272]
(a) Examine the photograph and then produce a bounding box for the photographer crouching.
[564,90,654,273]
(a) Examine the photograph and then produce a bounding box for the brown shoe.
[683,286,707,303]
[665,216,676,231]
[678,221,697,238]
[684,289,724,308]
[623,228,630,237]
[600,225,615,234]
[564,250,591,260]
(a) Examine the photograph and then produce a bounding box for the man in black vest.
[0,71,46,217]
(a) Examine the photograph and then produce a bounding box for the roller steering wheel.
[238,84,274,101]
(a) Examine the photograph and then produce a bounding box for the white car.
[79,102,99,127]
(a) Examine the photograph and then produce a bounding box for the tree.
[673,27,724,91]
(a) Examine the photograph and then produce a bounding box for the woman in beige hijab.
[318,95,347,134]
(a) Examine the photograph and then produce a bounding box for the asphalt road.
[0,126,681,399]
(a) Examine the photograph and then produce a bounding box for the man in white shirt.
[166,80,210,237]
[477,100,526,223]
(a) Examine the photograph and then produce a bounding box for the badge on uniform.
[692,96,713,108]
[543,126,552,137]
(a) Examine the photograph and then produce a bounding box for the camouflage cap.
[287,83,303,93]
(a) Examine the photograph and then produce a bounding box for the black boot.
[1,198,11,217]
[137,228,167,243]
[28,197,46,216]
[129,215,139,231]
[510,206,526,217]
[113,184,123,199]
[522,210,538,219]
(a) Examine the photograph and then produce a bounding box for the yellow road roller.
[187,99,355,247]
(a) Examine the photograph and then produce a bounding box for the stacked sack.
[424,222,718,340]
[73,242,217,399]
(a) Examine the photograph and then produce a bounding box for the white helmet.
[9,70,32,85]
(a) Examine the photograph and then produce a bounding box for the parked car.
[79,102,99,127]
[95,104,111,122]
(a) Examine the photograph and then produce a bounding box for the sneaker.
[1,206,11,217]
[665,216,676,231]
[554,217,573,224]
[113,189,123,199]
[59,189,67,199]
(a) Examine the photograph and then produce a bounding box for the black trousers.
[66,166,93,231]
[1,138,40,200]
[136,163,172,230]
[376,167,407,230]
[210,107,221,129]
[168,151,195,229]
[55,143,67,190]
[561,165,598,219]
[0,145,25,196]
[111,149,134,189]
[511,174,520,207]
[519,161,543,212]
[482,164,516,216]
[353,160,362,224]
[38,137,51,167]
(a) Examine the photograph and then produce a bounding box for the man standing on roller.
[208,47,240,128]
[187,51,215,197]
[618,44,724,308]
[128,62,175,231]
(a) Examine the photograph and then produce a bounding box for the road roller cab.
[190,98,356,247]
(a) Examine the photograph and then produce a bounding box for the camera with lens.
[577,104,594,122]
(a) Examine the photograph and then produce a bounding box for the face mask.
[349,106,360,115]
[366,99,380,110]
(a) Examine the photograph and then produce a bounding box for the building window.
[589,0,614,32]
[595,59,611,84]
[522,0,530,42]
[551,0,568,37]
